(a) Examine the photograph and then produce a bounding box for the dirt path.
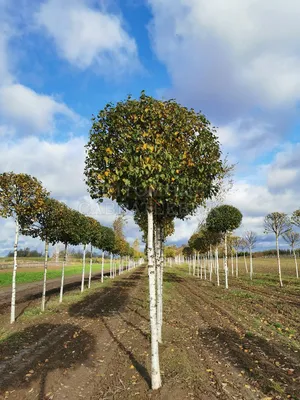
[1,266,299,400]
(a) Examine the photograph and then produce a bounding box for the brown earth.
[0,266,299,400]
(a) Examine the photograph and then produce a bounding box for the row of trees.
[264,211,300,286]
[0,172,135,324]
[185,205,242,289]
[185,210,300,288]
[84,92,226,389]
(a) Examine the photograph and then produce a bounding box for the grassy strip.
[0,267,136,343]
[0,263,111,287]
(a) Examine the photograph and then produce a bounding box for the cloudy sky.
[1,0,299,255]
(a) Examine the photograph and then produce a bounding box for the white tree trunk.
[81,244,86,293]
[159,225,164,342]
[110,253,113,278]
[88,244,93,289]
[193,254,196,276]
[250,248,253,280]
[101,250,104,283]
[235,252,238,278]
[231,253,234,276]
[215,247,220,286]
[41,240,49,312]
[209,247,213,281]
[155,224,162,343]
[244,252,248,273]
[224,233,229,289]
[147,189,161,390]
[200,256,203,279]
[276,235,283,287]
[59,243,67,303]
[293,246,299,279]
[10,218,19,324]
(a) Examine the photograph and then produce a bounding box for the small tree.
[206,205,242,289]
[21,197,64,311]
[244,231,257,280]
[57,207,82,302]
[78,213,91,293]
[282,229,300,279]
[86,217,102,288]
[94,226,115,283]
[0,172,49,323]
[264,212,290,287]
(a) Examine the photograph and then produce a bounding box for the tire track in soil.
[202,281,300,341]
[194,278,300,352]
[165,274,259,400]
[174,274,300,400]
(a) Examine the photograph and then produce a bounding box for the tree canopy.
[85,91,224,219]
[0,172,49,224]
[206,205,243,234]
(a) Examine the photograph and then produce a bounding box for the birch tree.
[21,197,64,311]
[206,205,242,289]
[57,207,82,302]
[282,229,300,279]
[85,91,224,389]
[78,214,91,293]
[86,217,102,288]
[244,231,257,280]
[94,226,115,283]
[264,212,290,287]
[0,172,48,323]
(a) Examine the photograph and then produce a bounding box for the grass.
[7,269,131,325]
[0,262,111,287]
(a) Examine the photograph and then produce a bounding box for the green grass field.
[0,262,111,287]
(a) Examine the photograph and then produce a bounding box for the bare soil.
[0,266,299,400]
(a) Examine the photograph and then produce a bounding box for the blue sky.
[1,0,300,255]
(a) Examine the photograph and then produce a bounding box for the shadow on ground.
[0,323,96,399]
[199,326,300,398]
[68,270,144,318]
[164,272,184,283]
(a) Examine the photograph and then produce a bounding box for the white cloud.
[0,1,80,136]
[148,0,300,118]
[266,143,300,192]
[217,119,275,158]
[35,0,139,76]
[0,136,87,197]
[0,84,78,134]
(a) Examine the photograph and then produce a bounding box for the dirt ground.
[0,266,299,400]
